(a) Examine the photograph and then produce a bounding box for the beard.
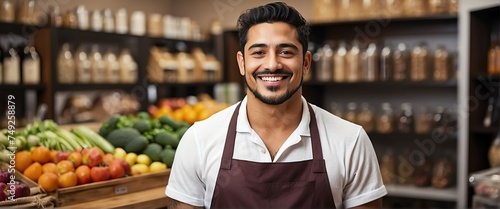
[243,69,303,105]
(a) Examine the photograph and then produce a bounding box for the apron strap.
[308,103,326,173]
[220,102,242,170]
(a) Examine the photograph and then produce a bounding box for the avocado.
[133,120,151,133]
[158,115,183,130]
[106,128,142,148]
[124,135,149,154]
[159,146,176,168]
[154,131,179,149]
[143,143,163,161]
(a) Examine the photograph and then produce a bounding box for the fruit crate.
[0,169,56,208]
[53,169,170,207]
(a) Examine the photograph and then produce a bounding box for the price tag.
[115,186,128,195]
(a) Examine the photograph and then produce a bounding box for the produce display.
[0,163,30,201]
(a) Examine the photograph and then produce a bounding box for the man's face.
[237,22,311,105]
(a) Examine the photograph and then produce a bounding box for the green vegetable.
[160,146,176,168]
[158,115,183,130]
[99,115,121,137]
[44,131,75,151]
[133,120,151,133]
[74,126,116,153]
[154,131,179,149]
[124,136,148,154]
[26,135,40,147]
[176,126,189,139]
[106,128,142,148]
[142,143,163,161]
[0,131,9,147]
[54,129,82,150]
[137,111,151,121]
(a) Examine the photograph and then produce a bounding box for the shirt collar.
[236,96,311,137]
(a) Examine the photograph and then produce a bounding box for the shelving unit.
[459,0,500,207]
[28,25,216,123]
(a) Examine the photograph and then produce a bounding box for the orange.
[58,171,78,188]
[38,173,59,192]
[15,151,33,173]
[67,152,82,167]
[50,150,58,163]
[32,146,51,164]
[172,109,184,122]
[42,162,58,175]
[75,165,91,185]
[24,162,43,182]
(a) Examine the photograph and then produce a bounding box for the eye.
[279,50,294,57]
[251,51,265,55]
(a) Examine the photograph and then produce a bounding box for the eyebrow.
[247,43,299,51]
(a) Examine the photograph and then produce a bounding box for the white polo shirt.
[166,96,387,209]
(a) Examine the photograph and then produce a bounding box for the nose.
[264,52,281,71]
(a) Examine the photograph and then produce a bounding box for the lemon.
[125,152,137,166]
[136,154,152,166]
[149,162,167,173]
[131,164,150,175]
[114,148,127,160]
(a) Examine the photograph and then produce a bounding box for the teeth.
[261,77,283,82]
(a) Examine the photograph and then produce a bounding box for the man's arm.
[167,197,203,209]
[350,198,382,209]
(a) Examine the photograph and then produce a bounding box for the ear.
[237,51,245,76]
[303,51,312,75]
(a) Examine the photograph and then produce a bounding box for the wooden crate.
[54,169,170,207]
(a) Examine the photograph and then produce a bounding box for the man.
[166,2,387,208]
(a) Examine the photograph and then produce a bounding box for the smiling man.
[165,2,387,209]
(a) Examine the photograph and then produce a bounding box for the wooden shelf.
[303,80,457,88]
[310,14,458,27]
[0,84,44,91]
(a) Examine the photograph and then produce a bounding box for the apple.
[114,159,131,175]
[12,182,30,198]
[0,171,10,184]
[90,166,110,182]
[55,151,71,163]
[82,148,103,167]
[67,152,83,167]
[0,182,7,201]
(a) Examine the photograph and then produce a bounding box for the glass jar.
[397,103,414,133]
[339,0,361,20]
[414,156,432,187]
[429,0,448,15]
[432,155,454,189]
[62,10,77,29]
[376,103,394,133]
[103,9,114,33]
[22,45,40,84]
[434,45,450,81]
[90,10,103,32]
[3,45,20,84]
[49,5,62,27]
[130,11,146,36]
[317,43,333,82]
[76,5,89,30]
[345,102,358,123]
[75,45,91,83]
[0,0,15,23]
[333,41,347,82]
[357,102,374,132]
[398,150,414,185]
[118,49,138,83]
[89,45,105,83]
[360,0,379,19]
[383,0,405,18]
[411,43,430,81]
[361,43,379,82]
[448,0,458,14]
[104,49,120,83]
[415,106,432,134]
[380,149,396,185]
[57,43,75,83]
[115,8,128,34]
[393,43,409,81]
[404,0,427,17]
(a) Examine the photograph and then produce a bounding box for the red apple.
[12,182,30,198]
[0,182,7,201]
[114,159,131,175]
[90,166,110,182]
[0,171,10,184]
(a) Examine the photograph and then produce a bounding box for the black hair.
[236,2,310,56]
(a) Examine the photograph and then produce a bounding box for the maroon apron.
[210,102,336,209]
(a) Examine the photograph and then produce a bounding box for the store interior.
[0,0,499,208]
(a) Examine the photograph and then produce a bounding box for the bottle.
[48,5,62,27]
[118,49,138,83]
[75,45,91,83]
[380,149,396,185]
[18,0,35,24]
[346,41,360,82]
[115,8,128,34]
[376,103,394,133]
[411,43,430,81]
[103,9,115,33]
[62,10,77,29]
[90,10,103,32]
[397,103,414,133]
[357,102,374,132]
[89,45,105,83]
[415,106,432,134]
[76,5,89,30]
[433,45,450,81]
[317,43,333,82]
[488,32,500,75]
[432,155,454,189]
[393,43,409,81]
[3,45,20,84]
[103,49,120,83]
[333,41,347,82]
[380,44,392,81]
[57,43,75,83]
[362,43,379,82]
[22,45,40,84]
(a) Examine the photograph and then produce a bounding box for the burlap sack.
[0,186,56,208]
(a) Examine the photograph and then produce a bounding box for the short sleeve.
[343,128,387,208]
[165,124,205,207]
